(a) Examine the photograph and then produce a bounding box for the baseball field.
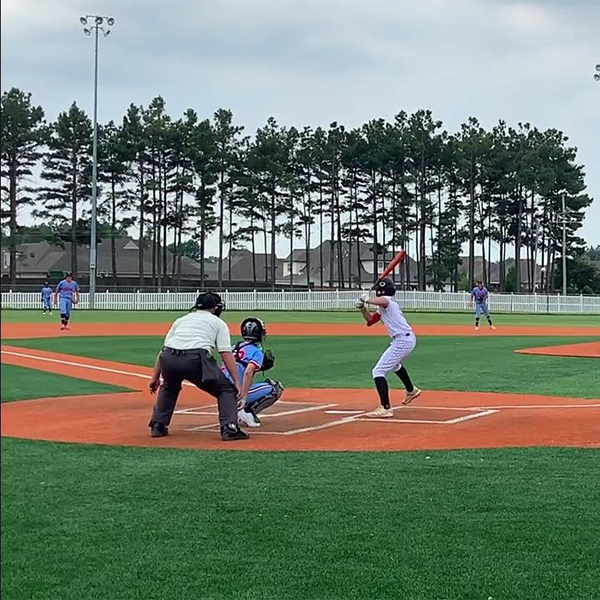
[2,309,599,600]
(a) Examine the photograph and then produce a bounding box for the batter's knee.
[372,365,387,379]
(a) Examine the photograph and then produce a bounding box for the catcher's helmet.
[240,317,267,343]
[194,291,225,316]
[375,277,396,297]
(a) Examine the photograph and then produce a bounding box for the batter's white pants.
[372,333,417,378]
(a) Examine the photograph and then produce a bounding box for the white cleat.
[403,387,422,405]
[366,406,394,418]
[491,325,496,330]
[238,409,261,428]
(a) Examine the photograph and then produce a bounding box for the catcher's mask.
[194,292,225,317]
[375,277,396,297]
[240,317,267,343]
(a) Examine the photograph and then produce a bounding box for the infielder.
[356,277,421,418]
[470,280,496,331]
[41,282,53,315]
[222,317,284,428]
[54,272,80,330]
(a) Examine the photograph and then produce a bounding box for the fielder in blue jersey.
[221,317,283,428]
[470,280,496,331]
[41,282,53,314]
[54,272,80,330]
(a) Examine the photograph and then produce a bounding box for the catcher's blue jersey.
[223,341,265,383]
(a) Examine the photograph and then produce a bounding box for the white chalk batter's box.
[174,401,498,436]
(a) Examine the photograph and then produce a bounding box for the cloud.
[2,0,599,246]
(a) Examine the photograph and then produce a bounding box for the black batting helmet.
[240,317,267,343]
[194,291,225,316]
[375,277,396,297]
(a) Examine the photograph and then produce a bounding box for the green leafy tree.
[0,88,46,286]
[122,103,150,287]
[213,109,244,287]
[35,102,92,277]
[246,117,292,289]
[97,121,134,284]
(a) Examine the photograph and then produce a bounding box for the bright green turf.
[2,309,600,326]
[0,364,131,403]
[2,438,599,600]
[8,335,600,398]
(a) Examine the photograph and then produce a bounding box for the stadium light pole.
[80,15,115,308]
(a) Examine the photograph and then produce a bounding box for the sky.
[2,0,599,256]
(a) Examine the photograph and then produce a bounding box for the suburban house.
[1,237,215,291]
[221,249,284,284]
[280,242,420,289]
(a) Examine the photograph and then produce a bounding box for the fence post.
[438,291,443,310]
[336,289,340,310]
[510,292,513,313]
[580,294,584,313]
[254,289,258,308]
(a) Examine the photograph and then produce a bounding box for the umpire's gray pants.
[150,347,238,431]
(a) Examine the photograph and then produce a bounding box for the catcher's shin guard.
[252,379,284,415]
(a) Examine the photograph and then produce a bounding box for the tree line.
[1,87,597,293]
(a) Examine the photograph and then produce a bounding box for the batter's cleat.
[221,425,250,441]
[150,422,169,438]
[238,409,261,428]
[365,406,394,418]
[60,325,67,330]
[403,387,422,405]
[475,326,479,331]
[491,325,497,330]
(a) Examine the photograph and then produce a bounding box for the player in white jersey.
[355,277,422,417]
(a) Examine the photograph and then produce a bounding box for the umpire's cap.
[194,291,225,316]
[375,277,396,297]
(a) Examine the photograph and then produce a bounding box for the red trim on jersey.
[366,313,381,327]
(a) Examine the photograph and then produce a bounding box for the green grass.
[2,438,599,600]
[0,364,132,403]
[8,335,600,398]
[2,309,600,327]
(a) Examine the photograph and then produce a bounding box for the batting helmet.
[375,277,396,297]
[240,317,267,343]
[194,291,225,316]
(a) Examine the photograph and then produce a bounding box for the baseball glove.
[262,349,275,372]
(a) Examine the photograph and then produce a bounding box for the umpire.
[148,291,249,441]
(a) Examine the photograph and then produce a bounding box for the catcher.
[222,317,284,428]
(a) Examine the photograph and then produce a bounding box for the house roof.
[223,249,284,281]
[12,237,207,278]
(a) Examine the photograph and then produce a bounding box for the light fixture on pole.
[80,14,115,309]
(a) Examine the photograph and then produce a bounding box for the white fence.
[2,290,599,313]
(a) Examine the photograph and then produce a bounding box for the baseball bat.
[374,250,406,285]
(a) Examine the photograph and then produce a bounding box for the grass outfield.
[2,309,600,327]
[0,364,131,403]
[8,335,600,398]
[2,437,599,600]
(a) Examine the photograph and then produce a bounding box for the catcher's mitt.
[262,349,275,371]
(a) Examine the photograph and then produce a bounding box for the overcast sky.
[2,0,599,254]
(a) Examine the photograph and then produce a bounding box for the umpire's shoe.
[221,424,250,441]
[150,422,169,438]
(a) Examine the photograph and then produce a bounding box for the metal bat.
[373,250,406,286]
